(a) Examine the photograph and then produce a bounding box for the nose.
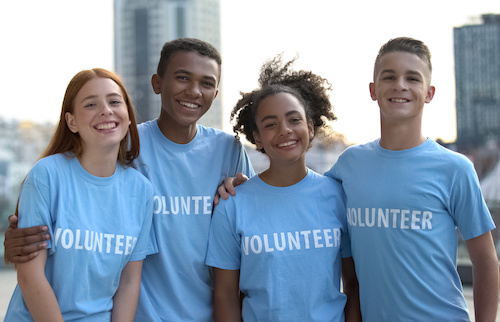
[101,102,113,115]
[279,121,292,136]
[186,82,202,98]
[393,77,408,91]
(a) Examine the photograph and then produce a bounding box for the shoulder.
[120,165,154,194]
[30,153,72,175]
[137,119,157,138]
[197,125,236,141]
[308,170,345,197]
[196,125,244,152]
[426,140,474,169]
[340,140,376,157]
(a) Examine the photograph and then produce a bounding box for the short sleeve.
[205,204,241,270]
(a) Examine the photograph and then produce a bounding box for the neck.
[78,147,118,177]
[379,121,426,150]
[157,112,197,144]
[259,160,308,187]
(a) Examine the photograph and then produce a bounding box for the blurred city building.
[454,14,500,150]
[114,0,222,128]
[454,14,500,282]
[0,119,55,230]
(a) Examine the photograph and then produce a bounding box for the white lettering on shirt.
[242,228,342,255]
[347,208,433,230]
[153,195,212,215]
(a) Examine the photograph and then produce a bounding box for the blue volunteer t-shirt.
[5,153,156,321]
[134,120,255,322]
[325,138,495,321]
[206,170,351,322]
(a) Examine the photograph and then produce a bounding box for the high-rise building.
[454,14,500,149]
[114,0,222,129]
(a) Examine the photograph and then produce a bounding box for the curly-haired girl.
[206,55,360,321]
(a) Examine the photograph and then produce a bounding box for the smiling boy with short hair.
[326,37,498,321]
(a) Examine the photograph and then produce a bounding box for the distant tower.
[454,14,500,149]
[114,0,222,129]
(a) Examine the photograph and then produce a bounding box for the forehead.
[376,52,430,79]
[256,92,305,117]
[76,78,122,99]
[164,51,220,80]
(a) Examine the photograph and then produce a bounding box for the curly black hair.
[231,55,336,153]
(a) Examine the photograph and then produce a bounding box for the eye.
[177,75,188,81]
[382,75,394,80]
[263,122,276,129]
[84,103,96,109]
[290,117,302,123]
[202,81,216,88]
[109,99,122,105]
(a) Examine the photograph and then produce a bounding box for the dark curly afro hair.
[231,54,337,153]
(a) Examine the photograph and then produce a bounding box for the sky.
[1,0,499,144]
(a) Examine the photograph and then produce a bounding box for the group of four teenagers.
[3,36,499,321]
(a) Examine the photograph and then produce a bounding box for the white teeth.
[391,99,408,103]
[278,141,296,147]
[180,102,199,109]
[96,123,116,130]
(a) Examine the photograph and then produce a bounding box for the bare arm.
[465,231,499,322]
[341,257,361,322]
[4,215,50,264]
[17,248,64,321]
[213,268,241,322]
[111,260,143,322]
[213,173,249,205]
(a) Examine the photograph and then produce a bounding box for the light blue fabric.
[325,138,495,321]
[206,170,350,322]
[134,120,255,322]
[5,153,156,321]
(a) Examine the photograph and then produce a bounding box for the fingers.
[7,250,43,264]
[217,180,232,201]
[8,214,18,229]
[5,226,50,247]
[234,173,249,186]
[213,194,220,206]
[4,225,50,264]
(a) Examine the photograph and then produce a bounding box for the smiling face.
[253,92,314,167]
[65,77,131,155]
[152,50,219,141]
[369,51,435,126]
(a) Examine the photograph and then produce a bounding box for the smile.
[277,140,298,148]
[95,122,117,130]
[180,101,200,109]
[391,98,409,103]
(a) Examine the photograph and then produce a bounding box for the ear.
[425,85,436,104]
[253,131,262,150]
[308,119,314,138]
[65,112,78,133]
[151,74,161,94]
[369,82,377,101]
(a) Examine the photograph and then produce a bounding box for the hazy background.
[1,0,499,144]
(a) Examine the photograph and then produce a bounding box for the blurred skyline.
[1,0,500,144]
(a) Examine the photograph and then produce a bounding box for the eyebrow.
[380,69,423,77]
[175,69,217,82]
[80,93,122,103]
[259,110,302,123]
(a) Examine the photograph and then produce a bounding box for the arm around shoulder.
[4,215,50,264]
